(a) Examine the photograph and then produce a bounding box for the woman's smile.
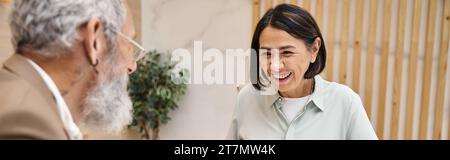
[271,71,293,85]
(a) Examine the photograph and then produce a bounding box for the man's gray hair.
[10,0,126,57]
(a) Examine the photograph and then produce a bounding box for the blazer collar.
[3,54,56,110]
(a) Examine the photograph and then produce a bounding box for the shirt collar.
[264,75,330,112]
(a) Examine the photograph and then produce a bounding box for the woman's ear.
[311,37,321,63]
[81,16,103,66]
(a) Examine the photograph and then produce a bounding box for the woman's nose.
[270,55,284,71]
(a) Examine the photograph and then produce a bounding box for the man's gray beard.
[81,49,133,135]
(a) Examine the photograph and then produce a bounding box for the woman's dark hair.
[251,4,326,90]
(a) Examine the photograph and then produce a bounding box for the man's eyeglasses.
[111,29,146,62]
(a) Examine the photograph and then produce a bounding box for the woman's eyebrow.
[279,45,296,50]
[260,45,296,50]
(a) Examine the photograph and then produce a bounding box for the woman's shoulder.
[235,84,279,110]
[237,84,264,103]
[328,82,358,98]
[315,76,361,106]
[238,84,258,97]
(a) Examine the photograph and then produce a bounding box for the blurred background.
[0,0,449,140]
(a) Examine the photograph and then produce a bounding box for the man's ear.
[82,17,103,66]
[311,37,321,63]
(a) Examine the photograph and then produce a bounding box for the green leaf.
[127,50,189,139]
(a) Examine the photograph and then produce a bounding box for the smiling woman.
[227,4,378,140]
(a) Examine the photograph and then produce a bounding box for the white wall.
[141,0,253,139]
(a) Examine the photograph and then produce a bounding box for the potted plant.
[128,50,189,140]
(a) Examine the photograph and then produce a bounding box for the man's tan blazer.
[0,54,69,140]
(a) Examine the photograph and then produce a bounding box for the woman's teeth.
[272,72,292,80]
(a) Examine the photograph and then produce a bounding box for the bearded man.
[0,0,146,140]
